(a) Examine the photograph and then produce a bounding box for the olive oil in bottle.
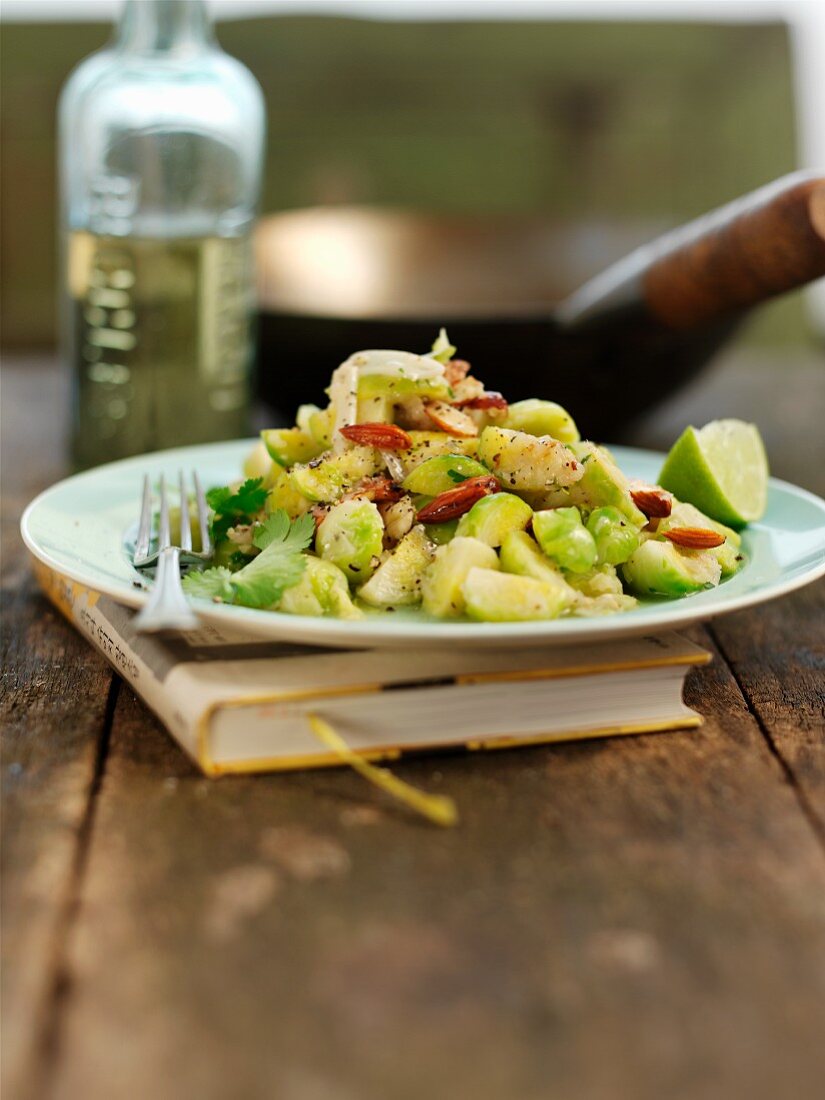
[59,1,265,467]
[68,232,254,467]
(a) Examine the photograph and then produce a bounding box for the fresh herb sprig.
[183,510,315,609]
[206,477,269,544]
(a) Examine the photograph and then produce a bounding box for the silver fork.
[132,470,212,633]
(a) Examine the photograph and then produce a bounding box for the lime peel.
[658,419,768,528]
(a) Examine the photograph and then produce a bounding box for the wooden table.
[3,352,824,1100]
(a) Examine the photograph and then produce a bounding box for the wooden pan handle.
[644,172,825,328]
[557,172,825,331]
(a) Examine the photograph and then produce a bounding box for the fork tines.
[133,470,212,569]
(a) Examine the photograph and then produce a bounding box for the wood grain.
[47,635,825,1100]
[1,361,116,1100]
[711,582,825,840]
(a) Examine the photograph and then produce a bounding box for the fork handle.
[133,546,200,634]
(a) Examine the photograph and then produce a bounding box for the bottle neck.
[115,0,214,57]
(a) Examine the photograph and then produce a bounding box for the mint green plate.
[21,439,825,650]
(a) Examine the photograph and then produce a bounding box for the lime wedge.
[658,419,769,528]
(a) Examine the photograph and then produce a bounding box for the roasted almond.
[416,474,500,523]
[630,484,673,518]
[338,422,412,450]
[664,527,725,549]
[424,400,479,438]
[454,391,509,412]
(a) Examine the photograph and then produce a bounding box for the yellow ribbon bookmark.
[306,713,458,828]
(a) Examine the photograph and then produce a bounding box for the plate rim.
[20,439,825,648]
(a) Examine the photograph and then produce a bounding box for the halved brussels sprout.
[565,564,638,616]
[567,442,647,527]
[262,427,323,468]
[402,454,490,496]
[289,446,381,503]
[357,525,435,607]
[266,469,313,519]
[455,492,533,547]
[655,501,743,576]
[398,432,480,475]
[279,557,363,619]
[316,498,384,585]
[586,506,641,566]
[504,399,580,443]
[532,507,598,574]
[243,440,274,482]
[461,567,569,622]
[621,539,722,597]
[477,426,583,492]
[499,531,574,608]
[422,536,499,618]
[308,406,334,448]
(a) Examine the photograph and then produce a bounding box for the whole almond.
[664,527,725,549]
[416,475,500,523]
[631,485,673,518]
[339,423,412,450]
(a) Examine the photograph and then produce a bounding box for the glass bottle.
[59,0,265,468]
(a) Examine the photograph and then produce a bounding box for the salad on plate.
[180,331,766,623]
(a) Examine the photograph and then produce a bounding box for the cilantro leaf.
[207,477,269,543]
[182,567,236,602]
[253,510,315,552]
[447,469,470,484]
[182,511,314,611]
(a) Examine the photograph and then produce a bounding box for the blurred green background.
[0,13,805,349]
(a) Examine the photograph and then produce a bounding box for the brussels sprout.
[499,531,574,608]
[567,442,647,527]
[477,426,583,493]
[462,567,569,622]
[424,519,459,545]
[654,501,744,578]
[243,440,274,482]
[316,498,385,585]
[532,507,598,574]
[266,469,313,519]
[455,492,533,547]
[296,403,321,435]
[621,540,722,597]
[357,525,435,607]
[308,406,334,448]
[402,454,490,496]
[565,564,638,616]
[565,563,625,599]
[504,399,580,443]
[586,506,641,566]
[262,427,323,468]
[422,537,499,618]
[398,432,480,476]
[289,446,381,503]
[279,557,363,619]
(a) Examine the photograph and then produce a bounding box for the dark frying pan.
[255,172,825,437]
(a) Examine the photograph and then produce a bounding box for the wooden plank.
[711,580,825,839]
[1,359,115,1100]
[49,633,825,1100]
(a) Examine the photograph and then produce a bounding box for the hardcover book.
[34,561,709,778]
